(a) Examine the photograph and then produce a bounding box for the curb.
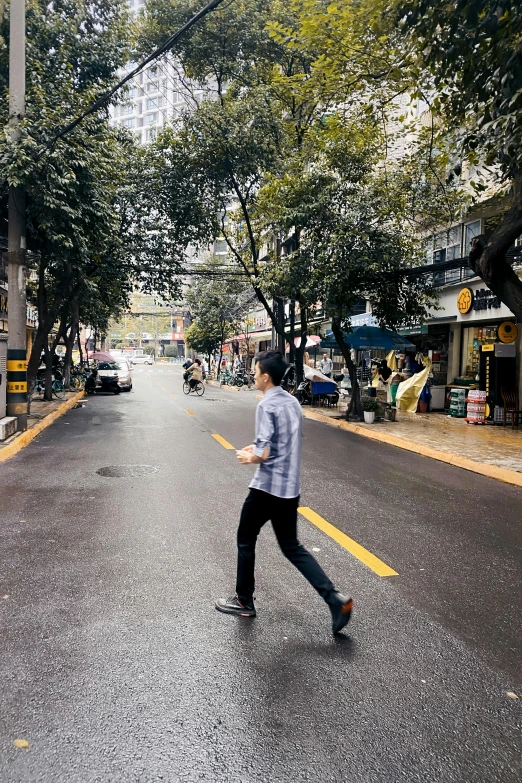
[302,408,522,489]
[0,390,85,464]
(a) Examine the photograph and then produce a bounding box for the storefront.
[426,280,520,416]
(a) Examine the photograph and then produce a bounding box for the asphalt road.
[0,365,520,783]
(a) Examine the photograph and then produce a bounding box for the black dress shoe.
[215,595,256,617]
[330,592,353,634]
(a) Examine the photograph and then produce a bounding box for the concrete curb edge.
[302,408,522,489]
[0,390,85,464]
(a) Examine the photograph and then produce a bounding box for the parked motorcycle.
[85,367,98,395]
[281,364,297,395]
[295,379,312,405]
[99,374,121,395]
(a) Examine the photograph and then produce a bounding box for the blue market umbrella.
[322,326,416,351]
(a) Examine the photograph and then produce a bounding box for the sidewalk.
[0,391,84,462]
[303,398,522,487]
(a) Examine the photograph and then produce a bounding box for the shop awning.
[247,330,273,343]
[285,335,321,352]
[322,326,416,351]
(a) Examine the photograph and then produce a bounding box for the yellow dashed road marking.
[299,507,398,577]
[212,434,235,450]
[185,409,195,417]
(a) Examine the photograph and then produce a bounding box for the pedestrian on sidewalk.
[215,350,353,634]
[320,353,333,378]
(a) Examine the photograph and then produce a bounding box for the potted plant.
[362,397,379,424]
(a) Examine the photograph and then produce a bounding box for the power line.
[46,0,229,150]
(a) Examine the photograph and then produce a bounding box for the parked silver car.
[131,355,154,365]
[116,359,133,391]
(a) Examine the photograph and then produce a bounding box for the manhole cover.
[96,465,159,478]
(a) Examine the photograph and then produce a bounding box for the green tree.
[0,1,184,398]
[185,258,252,368]
[259,116,438,415]
[398,0,522,320]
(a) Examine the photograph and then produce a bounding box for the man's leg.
[271,496,337,603]
[271,496,353,633]
[236,490,271,601]
[215,490,271,617]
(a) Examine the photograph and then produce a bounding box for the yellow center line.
[255,394,263,399]
[161,387,167,392]
[212,433,235,450]
[171,394,176,400]
[185,409,195,417]
[298,507,398,577]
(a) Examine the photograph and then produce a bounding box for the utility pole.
[6,0,27,430]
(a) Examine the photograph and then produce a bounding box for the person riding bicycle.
[186,358,203,389]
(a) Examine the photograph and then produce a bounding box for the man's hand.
[236,445,269,464]
[236,449,255,464]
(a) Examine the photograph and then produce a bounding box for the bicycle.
[32,373,67,400]
[69,366,87,390]
[183,379,205,396]
[219,369,233,386]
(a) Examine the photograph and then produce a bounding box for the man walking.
[215,351,353,634]
[320,353,333,378]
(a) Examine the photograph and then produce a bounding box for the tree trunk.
[78,325,84,367]
[331,316,362,420]
[469,175,522,321]
[63,300,79,388]
[294,301,307,385]
[44,345,54,401]
[289,299,296,366]
[27,326,49,390]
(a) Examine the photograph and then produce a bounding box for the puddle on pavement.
[96,465,159,478]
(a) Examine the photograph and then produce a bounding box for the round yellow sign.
[497,321,518,344]
[457,287,474,314]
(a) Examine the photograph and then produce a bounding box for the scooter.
[295,379,312,405]
[85,367,98,395]
[99,374,121,395]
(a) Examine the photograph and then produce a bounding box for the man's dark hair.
[255,350,288,385]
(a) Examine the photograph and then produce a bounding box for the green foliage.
[362,397,379,412]
[184,257,251,356]
[164,344,179,357]
[399,0,522,183]
[143,345,156,355]
[0,0,186,381]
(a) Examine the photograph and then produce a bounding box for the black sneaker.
[215,595,256,617]
[329,592,353,634]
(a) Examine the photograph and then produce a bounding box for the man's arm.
[237,406,273,465]
[236,446,269,464]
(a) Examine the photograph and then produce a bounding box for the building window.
[149,66,158,78]
[146,98,158,110]
[145,128,157,142]
[430,225,462,285]
[123,118,135,128]
[464,220,481,254]
[147,81,159,93]
[128,88,136,99]
[123,103,134,115]
[146,113,158,125]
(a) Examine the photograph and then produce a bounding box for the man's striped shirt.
[250,386,302,499]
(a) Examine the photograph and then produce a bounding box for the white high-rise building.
[110,3,210,144]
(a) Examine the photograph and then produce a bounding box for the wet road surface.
[1,366,521,782]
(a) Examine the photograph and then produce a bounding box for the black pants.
[236,489,336,604]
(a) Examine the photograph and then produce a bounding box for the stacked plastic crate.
[466,390,487,424]
[449,388,467,418]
